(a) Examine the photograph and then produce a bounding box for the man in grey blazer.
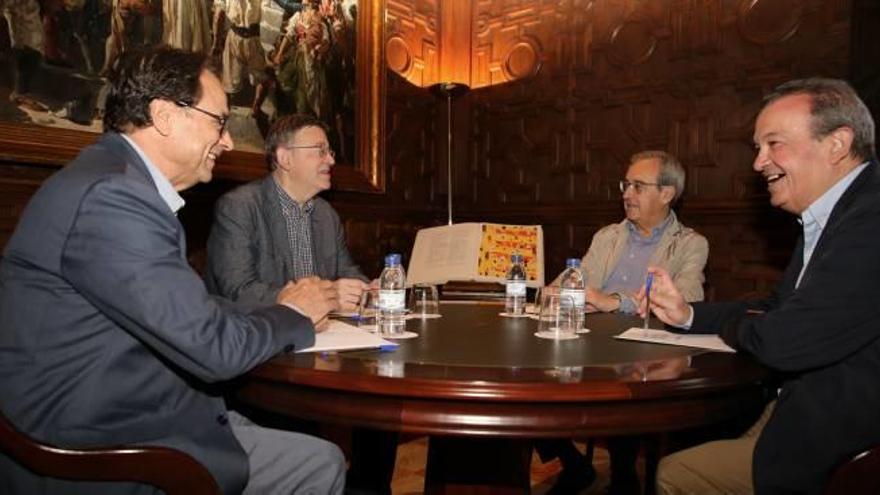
[0,47,345,494]
[205,114,369,311]
[204,115,396,495]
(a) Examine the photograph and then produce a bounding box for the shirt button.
[216,414,228,425]
[622,275,628,282]
[629,253,635,259]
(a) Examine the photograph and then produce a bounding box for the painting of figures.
[0,0,360,161]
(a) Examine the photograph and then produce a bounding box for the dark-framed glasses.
[175,101,228,136]
[619,179,662,194]
[285,143,336,159]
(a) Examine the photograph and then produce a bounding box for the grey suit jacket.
[204,176,366,305]
[0,133,315,494]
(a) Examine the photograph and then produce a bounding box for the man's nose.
[220,128,234,151]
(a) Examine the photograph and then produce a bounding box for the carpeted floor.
[390,437,633,494]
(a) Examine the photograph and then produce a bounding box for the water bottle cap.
[566,258,581,268]
[510,254,523,263]
[385,253,401,266]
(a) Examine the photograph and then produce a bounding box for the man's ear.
[660,185,676,205]
[274,148,291,171]
[150,100,174,137]
[828,126,855,164]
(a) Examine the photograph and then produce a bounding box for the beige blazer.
[554,211,708,304]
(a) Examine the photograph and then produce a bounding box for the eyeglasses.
[619,180,662,194]
[285,143,336,159]
[175,101,228,136]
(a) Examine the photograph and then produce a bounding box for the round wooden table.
[236,303,767,493]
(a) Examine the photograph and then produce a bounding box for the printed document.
[615,327,736,353]
[296,320,397,353]
[407,223,544,287]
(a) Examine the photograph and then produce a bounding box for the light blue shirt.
[796,161,869,288]
[603,214,673,313]
[681,161,869,328]
[121,134,186,214]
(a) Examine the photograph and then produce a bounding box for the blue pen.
[643,272,654,330]
[379,344,398,352]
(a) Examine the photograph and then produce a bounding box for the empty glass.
[356,288,380,332]
[535,291,578,340]
[409,284,440,319]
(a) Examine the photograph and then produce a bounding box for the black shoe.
[547,464,597,495]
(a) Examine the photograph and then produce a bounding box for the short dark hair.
[264,114,329,170]
[764,78,876,161]
[103,47,218,133]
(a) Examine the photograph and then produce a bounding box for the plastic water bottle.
[378,253,407,335]
[559,258,585,330]
[505,254,527,315]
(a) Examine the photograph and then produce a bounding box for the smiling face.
[622,158,675,234]
[166,70,234,190]
[752,93,844,215]
[278,125,335,203]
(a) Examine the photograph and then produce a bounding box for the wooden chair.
[0,412,220,495]
[824,446,880,495]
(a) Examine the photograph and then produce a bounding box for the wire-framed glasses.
[175,101,228,136]
[285,143,336,159]
[619,180,662,194]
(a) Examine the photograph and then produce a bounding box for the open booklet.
[296,320,398,353]
[615,327,736,353]
[406,223,544,288]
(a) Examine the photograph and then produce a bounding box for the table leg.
[424,436,532,494]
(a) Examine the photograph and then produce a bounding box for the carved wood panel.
[3,0,877,304]
[451,0,854,300]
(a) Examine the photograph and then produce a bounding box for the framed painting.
[0,0,384,193]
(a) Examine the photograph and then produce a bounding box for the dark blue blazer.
[0,133,315,494]
[691,161,880,493]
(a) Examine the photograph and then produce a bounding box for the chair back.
[0,411,220,494]
[824,446,880,495]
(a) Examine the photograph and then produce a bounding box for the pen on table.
[643,272,654,330]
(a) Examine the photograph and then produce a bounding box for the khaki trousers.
[656,400,776,495]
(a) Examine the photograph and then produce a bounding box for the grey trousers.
[229,411,346,494]
[655,400,776,495]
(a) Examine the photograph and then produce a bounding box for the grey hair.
[629,150,686,201]
[764,78,876,161]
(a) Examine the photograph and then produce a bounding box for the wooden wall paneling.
[453,0,852,300]
[0,0,868,303]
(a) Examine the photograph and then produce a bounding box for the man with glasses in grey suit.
[0,47,345,494]
[205,114,397,495]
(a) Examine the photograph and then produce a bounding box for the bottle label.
[560,288,585,308]
[379,289,406,310]
[506,281,526,296]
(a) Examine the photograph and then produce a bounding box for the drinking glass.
[356,288,380,332]
[536,292,578,340]
[409,284,440,318]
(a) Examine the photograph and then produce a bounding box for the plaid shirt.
[273,178,316,281]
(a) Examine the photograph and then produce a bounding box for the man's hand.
[636,266,691,327]
[334,278,368,312]
[586,287,621,313]
[276,277,337,331]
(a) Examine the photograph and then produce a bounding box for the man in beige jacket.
[575,150,708,314]
[541,150,709,494]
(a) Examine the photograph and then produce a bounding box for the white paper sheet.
[615,327,736,353]
[296,320,398,353]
